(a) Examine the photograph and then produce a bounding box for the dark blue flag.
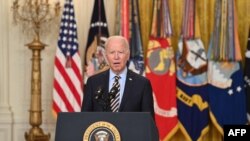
[176,38,209,141]
[244,27,250,122]
[208,61,247,134]
[176,0,209,140]
[127,0,144,75]
[207,0,247,135]
[84,0,109,80]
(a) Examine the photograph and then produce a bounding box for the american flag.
[52,0,83,114]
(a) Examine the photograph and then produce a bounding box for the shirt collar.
[109,68,127,80]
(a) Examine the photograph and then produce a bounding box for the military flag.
[244,27,250,123]
[115,0,144,75]
[84,0,109,81]
[176,0,209,140]
[52,0,83,114]
[126,0,144,75]
[207,0,247,135]
[146,0,178,140]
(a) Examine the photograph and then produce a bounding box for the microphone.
[94,86,118,111]
[94,86,110,111]
[109,87,118,100]
[95,86,103,100]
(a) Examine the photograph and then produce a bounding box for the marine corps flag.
[146,0,178,140]
[244,27,250,123]
[207,0,247,135]
[84,0,109,81]
[176,0,209,140]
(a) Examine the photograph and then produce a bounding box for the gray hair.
[104,35,130,51]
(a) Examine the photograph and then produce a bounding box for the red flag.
[146,0,178,140]
[146,37,178,140]
[121,0,129,40]
[52,0,83,115]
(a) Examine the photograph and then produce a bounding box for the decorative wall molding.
[0,0,13,140]
[0,125,12,141]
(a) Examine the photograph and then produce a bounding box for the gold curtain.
[139,0,250,140]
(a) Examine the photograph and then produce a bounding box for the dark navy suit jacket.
[81,69,155,118]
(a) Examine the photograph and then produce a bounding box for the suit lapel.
[119,70,134,111]
[103,70,110,99]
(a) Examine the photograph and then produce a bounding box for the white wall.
[0,0,13,140]
[0,0,116,141]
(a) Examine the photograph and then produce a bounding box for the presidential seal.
[83,121,121,141]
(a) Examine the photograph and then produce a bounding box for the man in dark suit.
[81,35,154,118]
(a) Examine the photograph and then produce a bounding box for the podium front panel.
[55,112,158,141]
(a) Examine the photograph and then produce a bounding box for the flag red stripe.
[55,57,82,107]
[54,79,74,112]
[71,54,83,88]
[53,99,61,113]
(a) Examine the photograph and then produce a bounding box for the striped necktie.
[110,75,121,112]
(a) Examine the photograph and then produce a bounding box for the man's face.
[105,39,130,74]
